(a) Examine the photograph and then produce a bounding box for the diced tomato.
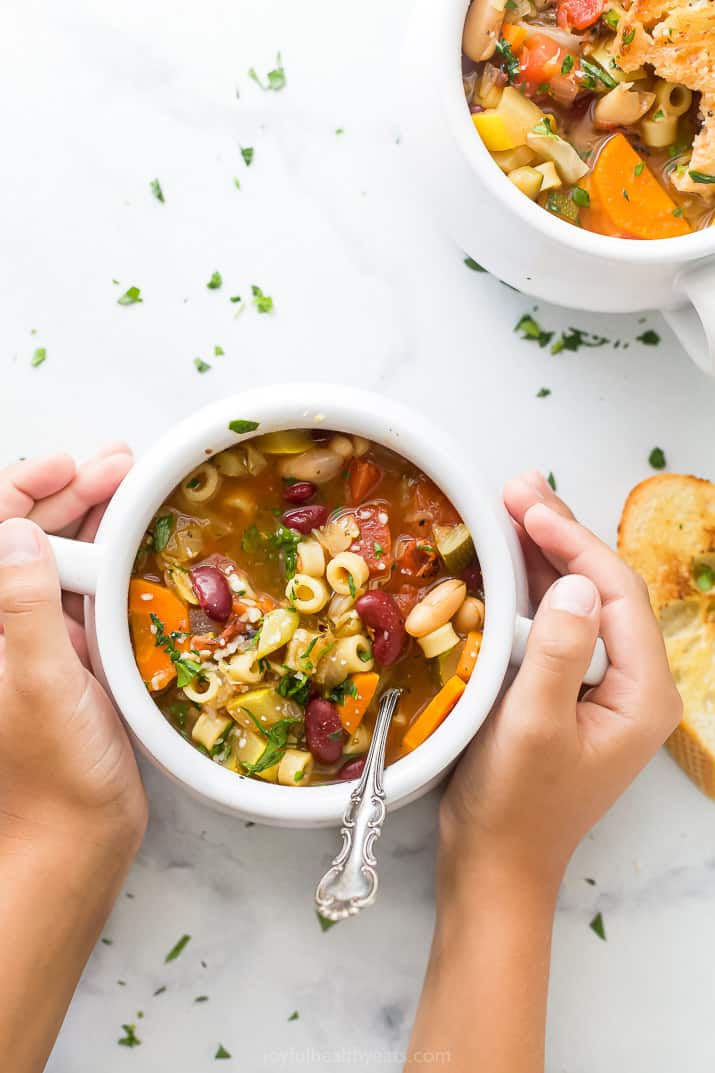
[391,536,440,586]
[518,33,580,99]
[407,477,460,531]
[557,0,604,30]
[348,459,382,505]
[392,585,426,619]
[349,505,392,578]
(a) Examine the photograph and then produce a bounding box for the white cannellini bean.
[352,435,370,457]
[278,447,344,485]
[454,596,485,634]
[328,434,354,460]
[405,579,467,638]
[462,0,506,62]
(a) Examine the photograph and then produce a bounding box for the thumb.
[511,574,601,717]
[0,518,78,677]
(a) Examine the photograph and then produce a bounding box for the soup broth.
[129,429,484,788]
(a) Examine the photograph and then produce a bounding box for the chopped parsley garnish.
[153,514,175,552]
[689,170,715,185]
[233,176,240,189]
[240,145,254,167]
[464,256,486,272]
[194,357,211,373]
[241,523,264,554]
[251,284,273,313]
[248,52,286,92]
[603,8,620,29]
[547,471,557,491]
[214,345,224,356]
[195,995,209,1003]
[288,1010,300,1021]
[268,524,302,578]
[215,1044,232,1059]
[571,187,590,207]
[622,27,635,44]
[118,1024,141,1048]
[206,271,222,290]
[584,877,597,886]
[165,933,191,963]
[622,188,630,201]
[230,295,242,304]
[637,329,660,346]
[347,572,357,599]
[673,206,684,218]
[374,541,384,559]
[561,55,574,75]
[329,679,359,706]
[316,911,337,932]
[101,937,113,946]
[536,387,551,398]
[551,326,609,355]
[358,648,373,663]
[648,446,666,470]
[241,711,301,774]
[336,127,345,134]
[694,563,715,592]
[580,58,617,89]
[150,178,165,202]
[153,985,167,996]
[652,109,665,121]
[229,418,260,434]
[589,911,606,940]
[495,37,520,84]
[515,313,553,348]
[532,118,555,138]
[118,286,142,305]
[151,615,203,687]
[31,347,47,368]
[634,162,645,177]
[276,669,311,707]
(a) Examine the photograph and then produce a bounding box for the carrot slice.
[501,23,528,51]
[587,134,691,240]
[456,630,483,682]
[348,459,382,505]
[402,675,466,753]
[336,672,380,734]
[129,579,189,691]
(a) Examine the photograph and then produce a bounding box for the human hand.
[0,447,147,846]
[439,470,681,900]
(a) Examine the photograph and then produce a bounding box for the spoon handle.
[314,688,402,922]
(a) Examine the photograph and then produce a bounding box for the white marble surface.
[3,1,715,1070]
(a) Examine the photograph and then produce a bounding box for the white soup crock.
[402,0,715,376]
[48,384,603,828]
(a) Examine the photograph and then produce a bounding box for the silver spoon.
[315,687,403,922]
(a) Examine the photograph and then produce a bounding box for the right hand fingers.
[0,519,79,684]
[508,573,601,735]
[522,502,667,685]
[0,454,77,520]
[503,471,577,603]
[29,447,133,535]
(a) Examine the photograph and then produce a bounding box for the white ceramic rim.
[91,384,518,825]
[445,0,715,265]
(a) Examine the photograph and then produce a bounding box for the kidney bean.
[355,590,405,666]
[281,504,329,535]
[190,565,233,623]
[339,755,366,781]
[462,561,483,595]
[305,698,345,764]
[282,480,316,505]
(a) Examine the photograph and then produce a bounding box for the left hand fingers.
[29,446,133,535]
[0,454,77,520]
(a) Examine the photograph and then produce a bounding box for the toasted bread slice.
[618,474,715,797]
[614,1,715,195]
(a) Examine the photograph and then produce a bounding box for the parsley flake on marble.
[464,256,486,272]
[240,146,254,167]
[637,329,660,346]
[229,419,260,434]
[248,52,286,92]
[31,347,47,368]
[215,1044,232,1059]
[165,933,191,963]
[118,286,143,306]
[150,178,165,202]
[118,1024,141,1048]
[648,446,666,470]
[251,285,273,313]
[547,471,557,491]
[316,911,338,932]
[194,358,212,374]
[589,911,606,940]
[206,271,223,291]
[536,387,551,398]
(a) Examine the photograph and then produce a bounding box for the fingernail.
[0,519,42,566]
[549,574,597,617]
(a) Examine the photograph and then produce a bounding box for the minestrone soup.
[463,0,715,237]
[129,429,484,787]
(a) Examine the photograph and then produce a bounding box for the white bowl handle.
[511,614,608,686]
[663,260,715,377]
[47,535,103,596]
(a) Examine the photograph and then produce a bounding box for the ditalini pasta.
[128,429,485,786]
